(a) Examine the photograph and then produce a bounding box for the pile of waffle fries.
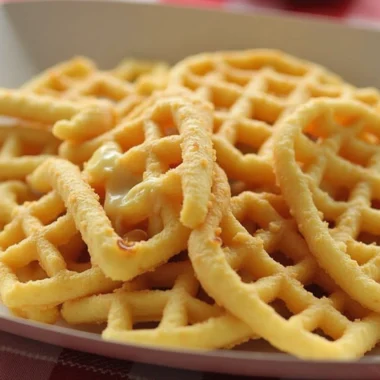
[2,50,380,360]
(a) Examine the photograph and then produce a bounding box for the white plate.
[2,303,380,380]
[2,1,380,378]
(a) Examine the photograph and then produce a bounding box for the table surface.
[1,0,380,379]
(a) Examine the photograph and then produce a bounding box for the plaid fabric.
[0,0,379,379]
[161,0,380,21]
[1,330,279,380]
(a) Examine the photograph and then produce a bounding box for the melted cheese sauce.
[84,142,165,239]
[85,142,142,234]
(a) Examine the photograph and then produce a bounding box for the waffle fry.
[0,182,119,320]
[170,50,380,192]
[58,90,215,230]
[23,57,97,96]
[58,88,214,166]
[112,58,170,95]
[189,164,380,359]
[0,115,116,316]
[27,89,214,279]
[0,88,115,142]
[3,49,380,360]
[0,97,60,181]
[62,261,253,349]
[273,98,380,312]
[0,180,35,230]
[23,57,169,119]
[0,180,61,323]
[0,118,60,180]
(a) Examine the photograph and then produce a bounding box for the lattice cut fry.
[11,305,60,324]
[111,58,170,95]
[274,98,380,312]
[22,57,97,95]
[0,181,120,314]
[0,180,62,323]
[58,90,215,229]
[0,180,36,229]
[62,261,253,349]
[170,49,380,192]
[0,88,116,142]
[28,121,213,281]
[0,118,60,180]
[112,58,168,82]
[23,57,169,120]
[189,165,380,359]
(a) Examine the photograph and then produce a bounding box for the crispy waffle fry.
[112,58,169,95]
[170,49,380,192]
[4,48,380,360]
[22,57,97,96]
[0,119,60,180]
[23,57,169,119]
[27,95,214,279]
[189,165,380,359]
[58,88,213,167]
[58,90,215,229]
[62,261,253,349]
[0,175,120,314]
[112,58,168,82]
[273,98,380,312]
[0,180,60,323]
[0,88,115,142]
[0,180,35,230]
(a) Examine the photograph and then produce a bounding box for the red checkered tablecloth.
[0,1,379,379]
[162,0,380,21]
